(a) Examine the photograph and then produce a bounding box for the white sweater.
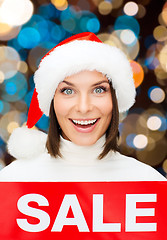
[0,133,166,182]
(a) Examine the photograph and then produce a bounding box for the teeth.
[72,119,97,125]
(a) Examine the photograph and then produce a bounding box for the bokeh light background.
[0,0,166,177]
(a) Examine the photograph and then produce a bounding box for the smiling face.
[53,70,113,146]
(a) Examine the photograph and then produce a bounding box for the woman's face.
[54,70,113,146]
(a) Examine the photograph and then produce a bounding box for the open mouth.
[72,119,98,126]
[69,118,100,132]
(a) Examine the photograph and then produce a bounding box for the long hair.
[46,83,119,159]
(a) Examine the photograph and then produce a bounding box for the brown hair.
[46,83,120,159]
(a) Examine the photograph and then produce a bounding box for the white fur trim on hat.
[7,127,47,159]
[34,40,136,116]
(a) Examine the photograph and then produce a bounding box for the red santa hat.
[27,32,136,128]
[7,32,136,159]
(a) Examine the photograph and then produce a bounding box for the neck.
[59,135,108,165]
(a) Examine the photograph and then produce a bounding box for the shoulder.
[109,151,166,181]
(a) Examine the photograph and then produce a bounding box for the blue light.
[24,89,34,108]
[36,114,49,132]
[158,116,167,131]
[0,137,5,146]
[87,18,100,33]
[0,100,10,115]
[7,38,22,52]
[144,35,156,49]
[18,27,41,49]
[51,24,66,42]
[114,15,140,36]
[35,20,50,42]
[24,14,44,28]
[0,100,3,113]
[126,134,136,148]
[62,18,76,32]
[18,49,28,61]
[1,73,28,102]
[38,3,60,20]
[60,7,73,22]
[5,82,17,95]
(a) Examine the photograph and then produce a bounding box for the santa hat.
[8,32,136,159]
[27,32,136,128]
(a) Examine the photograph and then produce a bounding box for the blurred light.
[161,2,167,26]
[153,25,167,42]
[0,23,21,41]
[109,30,140,60]
[144,44,159,70]
[154,66,167,86]
[120,29,136,45]
[36,115,49,131]
[38,3,60,19]
[7,121,19,134]
[136,138,166,166]
[18,27,41,49]
[126,133,136,148]
[159,44,167,72]
[98,1,112,15]
[112,0,123,9]
[137,108,166,141]
[62,18,76,32]
[13,100,28,113]
[34,19,50,42]
[114,15,140,37]
[17,61,28,73]
[24,89,34,108]
[0,0,34,26]
[147,116,162,131]
[5,82,17,95]
[162,159,167,173]
[148,86,165,103]
[51,0,68,11]
[51,24,66,42]
[1,72,28,102]
[87,18,100,33]
[124,2,138,16]
[133,134,148,149]
[130,60,144,88]
[77,0,90,11]
[136,4,146,19]
[0,110,26,142]
[0,46,20,80]
[144,35,156,49]
[0,100,10,115]
[28,45,51,72]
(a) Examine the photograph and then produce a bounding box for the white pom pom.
[7,127,47,159]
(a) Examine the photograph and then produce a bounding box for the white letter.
[93,194,121,232]
[51,194,89,232]
[126,194,157,232]
[16,194,50,232]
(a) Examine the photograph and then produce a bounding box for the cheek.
[96,96,113,116]
[54,97,72,118]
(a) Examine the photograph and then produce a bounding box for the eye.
[61,88,74,95]
[94,87,105,94]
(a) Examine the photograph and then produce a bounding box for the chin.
[71,135,99,146]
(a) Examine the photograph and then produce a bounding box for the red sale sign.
[0,181,167,240]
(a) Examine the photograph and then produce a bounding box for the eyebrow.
[62,80,110,87]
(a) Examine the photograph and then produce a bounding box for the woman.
[0,32,165,181]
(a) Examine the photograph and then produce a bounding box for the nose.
[75,93,93,114]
